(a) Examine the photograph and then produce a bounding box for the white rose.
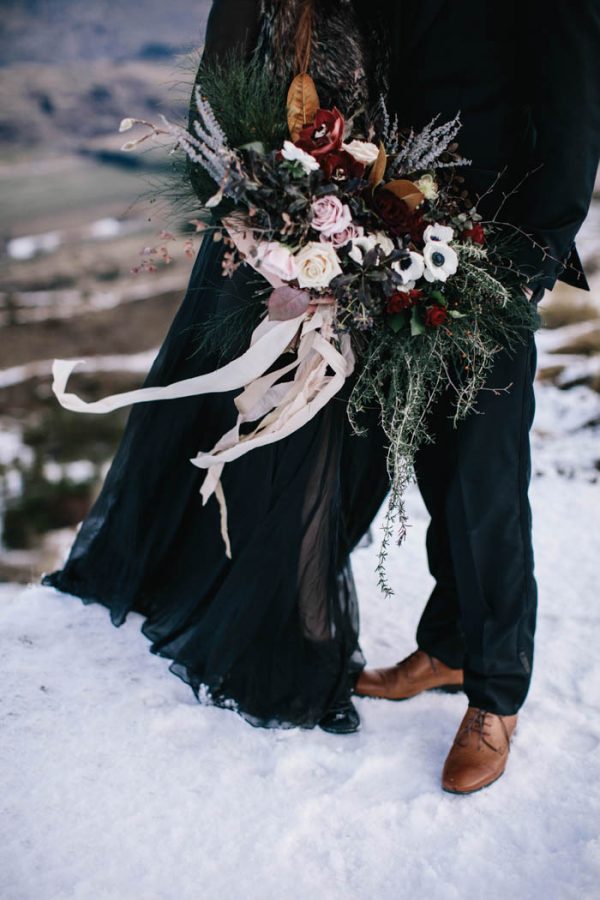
[349,232,395,265]
[342,139,380,165]
[281,140,320,173]
[373,232,395,257]
[348,234,377,265]
[294,242,342,289]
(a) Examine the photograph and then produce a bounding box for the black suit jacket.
[387,0,600,291]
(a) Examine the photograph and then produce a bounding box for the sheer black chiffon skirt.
[41,236,390,728]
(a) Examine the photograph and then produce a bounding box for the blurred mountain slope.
[0,0,211,66]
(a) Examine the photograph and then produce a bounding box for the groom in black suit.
[356,0,600,792]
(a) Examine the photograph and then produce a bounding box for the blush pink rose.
[319,222,364,248]
[255,242,298,282]
[310,195,353,238]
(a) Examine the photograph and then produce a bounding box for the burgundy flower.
[386,289,423,314]
[424,305,448,328]
[296,108,345,159]
[462,223,486,245]
[371,188,426,243]
[320,149,365,181]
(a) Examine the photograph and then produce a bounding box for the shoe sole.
[354,684,464,702]
[319,723,361,735]
[442,770,505,795]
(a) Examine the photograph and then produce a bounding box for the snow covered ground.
[1,382,599,900]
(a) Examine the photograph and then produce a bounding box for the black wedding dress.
[41,0,392,729]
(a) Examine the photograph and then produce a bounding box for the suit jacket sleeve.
[514,0,600,291]
[186,0,261,198]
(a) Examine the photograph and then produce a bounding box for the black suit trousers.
[413,322,539,716]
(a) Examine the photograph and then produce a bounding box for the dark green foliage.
[190,50,289,153]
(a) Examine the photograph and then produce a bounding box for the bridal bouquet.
[51,58,538,589]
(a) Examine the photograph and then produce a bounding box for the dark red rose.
[320,149,365,181]
[296,107,345,159]
[424,305,448,328]
[371,188,426,243]
[462,223,486,244]
[386,289,423,314]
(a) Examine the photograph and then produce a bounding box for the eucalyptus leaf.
[389,314,408,333]
[410,307,426,336]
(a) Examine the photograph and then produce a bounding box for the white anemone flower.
[392,250,425,284]
[424,223,454,244]
[423,241,459,282]
[281,140,320,173]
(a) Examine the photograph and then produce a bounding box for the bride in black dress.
[41,0,392,734]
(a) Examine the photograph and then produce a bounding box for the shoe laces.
[455,709,505,753]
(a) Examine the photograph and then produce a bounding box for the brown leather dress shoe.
[442,706,518,795]
[354,649,464,701]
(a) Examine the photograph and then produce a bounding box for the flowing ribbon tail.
[50,313,305,415]
[49,223,354,560]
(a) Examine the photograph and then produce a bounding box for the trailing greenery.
[347,245,539,594]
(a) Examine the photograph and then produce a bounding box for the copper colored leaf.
[382,179,425,211]
[368,142,388,188]
[287,74,320,141]
[268,286,310,321]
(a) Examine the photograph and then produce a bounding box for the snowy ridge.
[0,385,599,900]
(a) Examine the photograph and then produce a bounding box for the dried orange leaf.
[368,142,388,188]
[382,179,425,211]
[286,74,320,141]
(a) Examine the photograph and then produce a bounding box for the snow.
[0,350,159,389]
[1,383,600,900]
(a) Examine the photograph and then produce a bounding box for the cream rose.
[294,242,342,289]
[342,139,380,165]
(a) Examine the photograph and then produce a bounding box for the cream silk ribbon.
[49,227,354,557]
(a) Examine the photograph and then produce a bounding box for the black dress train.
[41,0,392,728]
